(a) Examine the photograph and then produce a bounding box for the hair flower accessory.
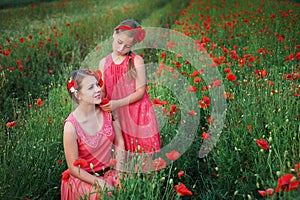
[135,26,146,43]
[67,78,78,93]
[86,69,104,87]
[94,70,104,87]
[115,25,146,43]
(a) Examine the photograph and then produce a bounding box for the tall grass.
[0,0,189,199]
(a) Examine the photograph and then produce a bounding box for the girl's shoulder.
[63,113,77,137]
[99,54,112,69]
[132,52,144,67]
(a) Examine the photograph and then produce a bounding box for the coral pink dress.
[104,52,161,154]
[61,111,115,200]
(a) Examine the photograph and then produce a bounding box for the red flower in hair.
[67,79,78,93]
[135,26,146,43]
[94,70,104,87]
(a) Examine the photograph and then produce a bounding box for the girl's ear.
[74,92,80,101]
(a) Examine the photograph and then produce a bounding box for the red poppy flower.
[203,96,210,106]
[247,125,252,131]
[166,150,180,161]
[248,56,255,63]
[190,70,199,77]
[3,51,10,56]
[193,77,202,83]
[152,157,166,171]
[187,85,197,92]
[266,188,274,196]
[178,170,185,179]
[174,183,193,197]
[270,14,276,19]
[255,138,269,149]
[281,12,288,18]
[188,110,197,116]
[258,190,266,197]
[255,69,268,78]
[198,100,207,109]
[18,65,24,70]
[100,97,109,105]
[37,98,43,106]
[202,132,210,140]
[169,104,178,118]
[226,73,237,81]
[275,174,299,192]
[295,52,300,60]
[61,169,70,183]
[207,115,214,124]
[224,68,231,73]
[152,98,165,106]
[6,121,16,128]
[73,158,88,168]
[211,79,221,88]
[294,162,300,171]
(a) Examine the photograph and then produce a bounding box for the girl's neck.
[112,52,127,64]
[74,104,99,119]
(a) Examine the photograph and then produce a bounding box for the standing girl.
[99,19,161,161]
[61,69,124,199]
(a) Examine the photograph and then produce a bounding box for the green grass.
[1,0,300,199]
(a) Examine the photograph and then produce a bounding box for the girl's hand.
[100,101,112,112]
[100,100,121,112]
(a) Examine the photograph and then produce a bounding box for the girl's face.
[77,75,102,105]
[112,31,135,56]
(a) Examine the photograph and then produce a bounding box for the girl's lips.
[95,94,102,99]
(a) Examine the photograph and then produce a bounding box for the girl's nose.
[96,84,102,92]
[118,44,125,52]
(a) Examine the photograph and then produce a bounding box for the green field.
[0,0,299,199]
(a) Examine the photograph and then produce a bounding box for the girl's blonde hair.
[115,19,142,79]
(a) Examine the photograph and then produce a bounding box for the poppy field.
[0,0,299,199]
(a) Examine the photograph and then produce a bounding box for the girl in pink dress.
[99,19,161,157]
[61,69,124,200]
